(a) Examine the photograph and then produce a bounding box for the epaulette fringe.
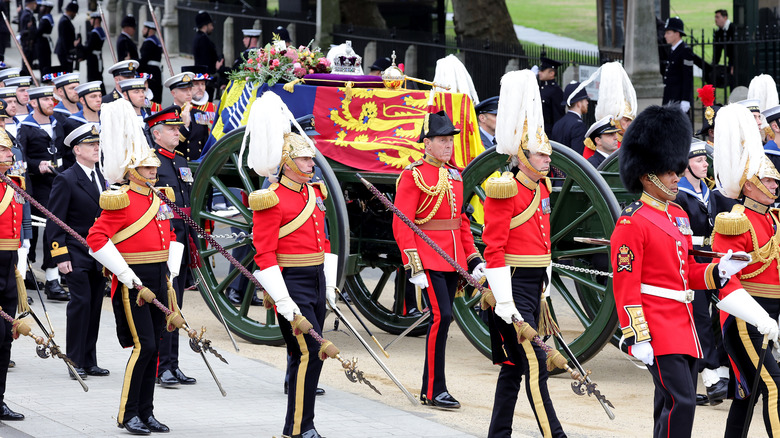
[100,187,130,210]
[249,185,279,211]
[485,172,517,199]
[714,204,750,236]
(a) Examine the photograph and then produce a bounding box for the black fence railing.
[332,24,619,99]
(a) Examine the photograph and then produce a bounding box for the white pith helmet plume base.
[567,61,637,127]
[747,74,779,112]
[240,91,316,183]
[99,98,160,185]
[432,54,479,105]
[495,69,551,178]
[714,103,780,200]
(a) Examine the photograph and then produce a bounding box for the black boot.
[45,280,69,301]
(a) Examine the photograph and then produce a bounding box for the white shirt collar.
[76,160,95,176]
[723,20,731,31]
[671,40,683,51]
[479,126,495,144]
[596,149,611,158]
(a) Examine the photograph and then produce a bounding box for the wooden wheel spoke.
[473,185,486,202]
[463,289,482,308]
[549,177,574,229]
[209,175,253,223]
[551,206,596,244]
[232,152,257,194]
[200,211,247,229]
[552,275,593,328]
[554,245,610,259]
[370,268,393,302]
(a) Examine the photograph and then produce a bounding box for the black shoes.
[173,368,196,385]
[420,391,461,409]
[707,378,728,406]
[157,370,180,387]
[283,381,325,396]
[696,393,709,406]
[85,365,110,376]
[24,272,43,291]
[119,416,151,435]
[144,415,170,433]
[250,293,263,306]
[44,280,69,301]
[0,403,24,421]
[69,367,88,380]
[406,308,423,318]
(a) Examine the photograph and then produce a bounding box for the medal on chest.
[13,191,24,204]
[316,196,326,212]
[447,168,462,182]
[156,203,174,221]
[178,167,193,183]
[541,197,551,214]
[675,217,693,235]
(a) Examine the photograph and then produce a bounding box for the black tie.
[91,170,101,198]
[492,138,497,145]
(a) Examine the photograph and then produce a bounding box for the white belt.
[91,50,102,56]
[640,284,694,303]
[691,236,710,246]
[148,60,162,67]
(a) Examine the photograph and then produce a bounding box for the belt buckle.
[684,290,694,303]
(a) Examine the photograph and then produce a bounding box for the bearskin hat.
[619,105,691,194]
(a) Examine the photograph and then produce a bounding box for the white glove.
[471,262,486,282]
[409,272,428,289]
[324,253,339,309]
[485,266,523,325]
[21,239,30,249]
[16,245,28,276]
[631,341,654,366]
[89,240,139,288]
[116,268,142,289]
[253,266,300,322]
[718,288,779,342]
[680,101,691,113]
[718,250,752,285]
[167,241,185,281]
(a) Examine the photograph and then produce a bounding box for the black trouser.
[488,267,565,438]
[692,289,728,373]
[724,296,780,438]
[115,262,167,425]
[0,251,19,406]
[65,259,105,368]
[158,222,190,375]
[420,270,458,400]
[646,354,697,438]
[278,265,326,437]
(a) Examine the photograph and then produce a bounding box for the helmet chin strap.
[648,173,675,197]
[517,151,548,178]
[283,157,314,180]
[748,175,779,200]
[127,167,158,185]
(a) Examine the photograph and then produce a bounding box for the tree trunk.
[340,0,387,29]
[451,0,517,46]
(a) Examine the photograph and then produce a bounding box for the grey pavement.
[0,293,476,438]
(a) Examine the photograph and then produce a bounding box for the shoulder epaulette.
[485,171,517,199]
[175,150,184,156]
[404,159,423,170]
[668,201,683,210]
[621,201,643,217]
[7,175,24,191]
[542,177,552,193]
[312,181,328,200]
[248,184,279,211]
[714,204,750,236]
[161,187,176,203]
[99,186,130,210]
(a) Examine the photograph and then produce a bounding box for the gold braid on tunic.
[411,166,455,224]
[740,224,780,279]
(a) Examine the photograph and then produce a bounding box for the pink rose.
[270,49,276,55]
[309,68,314,74]
[272,59,280,67]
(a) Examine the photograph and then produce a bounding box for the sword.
[193,266,239,352]
[554,329,614,419]
[329,303,418,405]
[573,237,749,261]
[24,259,54,335]
[180,313,226,396]
[334,288,389,358]
[742,334,769,438]
[383,310,430,351]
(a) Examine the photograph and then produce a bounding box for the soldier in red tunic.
[711,103,780,437]
[86,99,183,435]
[392,110,484,409]
[482,69,563,437]
[0,129,27,421]
[611,104,774,438]
[246,91,338,438]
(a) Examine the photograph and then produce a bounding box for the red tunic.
[611,193,721,357]
[0,176,23,250]
[87,182,177,260]
[252,176,330,270]
[483,171,551,268]
[393,155,479,273]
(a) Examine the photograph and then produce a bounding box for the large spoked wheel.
[190,127,349,344]
[456,144,621,368]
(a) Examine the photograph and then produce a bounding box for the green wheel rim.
[456,144,620,369]
[190,127,349,344]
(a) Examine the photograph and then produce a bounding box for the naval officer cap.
[763,105,780,124]
[737,99,761,113]
[64,123,100,147]
[108,60,140,77]
[164,72,194,90]
[0,68,21,83]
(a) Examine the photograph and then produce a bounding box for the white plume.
[240,91,314,182]
[748,74,779,111]
[565,62,636,120]
[713,104,765,198]
[99,99,152,185]
[432,55,479,104]
[495,69,544,156]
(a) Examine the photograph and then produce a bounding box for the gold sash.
[279,185,316,239]
[111,196,162,244]
[0,184,13,214]
[509,186,541,229]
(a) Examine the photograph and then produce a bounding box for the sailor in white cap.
[164,72,210,161]
[119,77,150,120]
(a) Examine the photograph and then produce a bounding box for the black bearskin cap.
[619,104,691,194]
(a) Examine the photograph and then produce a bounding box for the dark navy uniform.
[116,31,138,62]
[54,13,77,71]
[192,30,220,98]
[539,80,564,138]
[18,6,36,73]
[139,34,163,105]
[251,174,331,437]
[46,146,107,371]
[84,26,106,83]
[586,150,608,168]
[34,12,54,73]
[176,107,209,161]
[551,111,587,155]
[662,41,695,107]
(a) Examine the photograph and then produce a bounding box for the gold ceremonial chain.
[411,166,455,224]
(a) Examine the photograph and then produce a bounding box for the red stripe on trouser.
[425,270,439,399]
[657,360,675,438]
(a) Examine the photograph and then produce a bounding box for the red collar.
[157,148,175,159]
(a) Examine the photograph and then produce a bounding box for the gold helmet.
[495,69,552,178]
[241,91,317,182]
